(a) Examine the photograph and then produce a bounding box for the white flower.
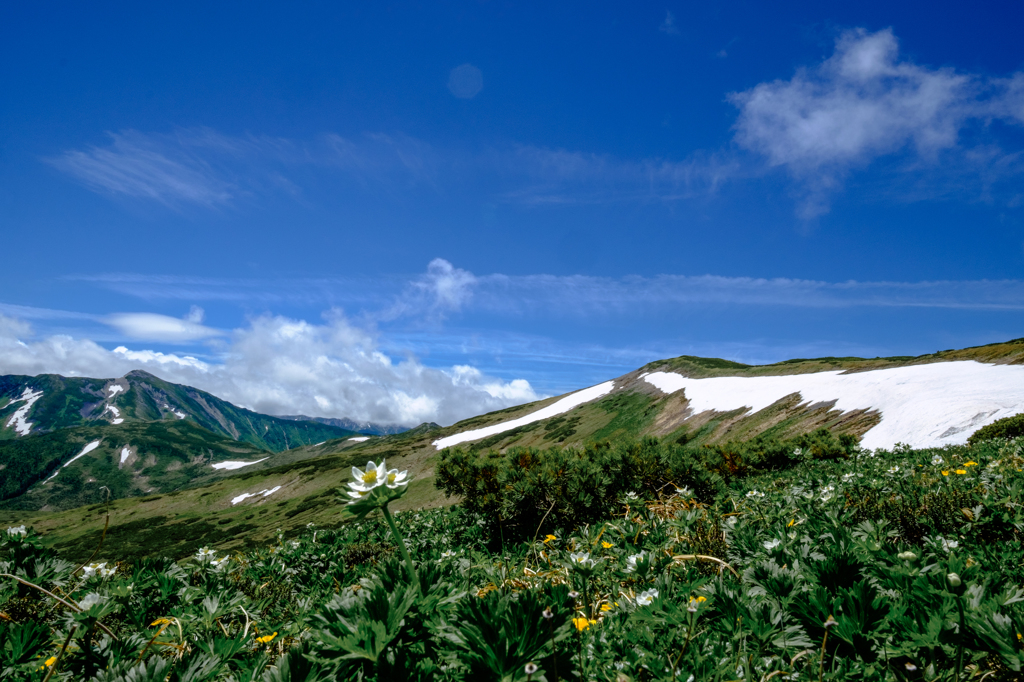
[674,486,692,497]
[820,485,836,501]
[763,539,781,550]
[384,468,409,489]
[5,525,26,538]
[745,490,765,499]
[887,466,900,475]
[78,593,105,609]
[625,491,639,501]
[349,460,386,492]
[569,551,594,567]
[931,455,944,466]
[195,547,217,561]
[940,537,959,552]
[636,588,659,606]
[82,562,114,578]
[210,556,230,571]
[440,549,456,558]
[624,551,646,573]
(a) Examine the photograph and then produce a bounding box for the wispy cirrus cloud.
[72,261,1024,314]
[46,130,239,206]
[729,28,1024,216]
[47,30,1024,218]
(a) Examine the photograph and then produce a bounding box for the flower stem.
[381,504,420,593]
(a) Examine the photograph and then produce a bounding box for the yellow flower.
[941,471,949,476]
[572,617,595,631]
[697,595,707,603]
[601,541,613,549]
[955,469,967,475]
[964,461,978,467]
[40,656,57,670]
[151,617,172,626]
[787,518,796,527]
[600,603,613,612]
[542,534,557,544]
[256,632,277,644]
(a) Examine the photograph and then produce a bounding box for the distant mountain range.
[277,415,409,436]
[0,370,359,451]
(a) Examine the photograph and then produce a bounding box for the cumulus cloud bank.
[730,28,1024,216]
[0,311,539,427]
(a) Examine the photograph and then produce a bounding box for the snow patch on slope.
[104,404,124,424]
[120,446,132,466]
[433,381,616,450]
[644,360,1024,450]
[231,485,282,505]
[107,385,123,397]
[348,437,369,442]
[46,440,102,482]
[212,458,269,471]
[5,388,43,436]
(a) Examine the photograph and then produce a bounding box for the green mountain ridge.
[5,338,1023,562]
[0,370,359,450]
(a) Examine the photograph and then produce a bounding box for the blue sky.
[1,1,1023,426]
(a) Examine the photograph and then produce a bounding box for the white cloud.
[0,311,540,427]
[729,28,1024,216]
[105,312,224,343]
[659,10,679,35]
[47,130,237,207]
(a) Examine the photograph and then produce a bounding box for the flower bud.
[947,572,962,588]
[897,551,917,561]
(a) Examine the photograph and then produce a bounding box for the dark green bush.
[435,429,858,541]
[968,412,1024,445]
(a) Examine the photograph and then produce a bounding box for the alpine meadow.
[3,2,1024,681]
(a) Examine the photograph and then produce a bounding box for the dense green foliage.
[3,434,1024,680]
[968,412,1024,446]
[435,428,858,540]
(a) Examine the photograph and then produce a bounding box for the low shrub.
[968,412,1024,445]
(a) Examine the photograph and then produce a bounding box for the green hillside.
[0,421,276,511]
[0,370,359,450]
[4,338,1023,562]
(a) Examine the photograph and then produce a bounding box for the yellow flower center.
[361,470,378,484]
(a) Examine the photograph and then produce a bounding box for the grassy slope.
[6,338,1023,563]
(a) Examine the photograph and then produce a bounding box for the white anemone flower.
[624,551,646,573]
[745,490,765,499]
[349,461,386,492]
[569,551,594,567]
[636,588,659,606]
[384,468,409,489]
[79,593,105,609]
[931,455,944,466]
[210,556,231,571]
[195,547,217,561]
[82,562,114,578]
